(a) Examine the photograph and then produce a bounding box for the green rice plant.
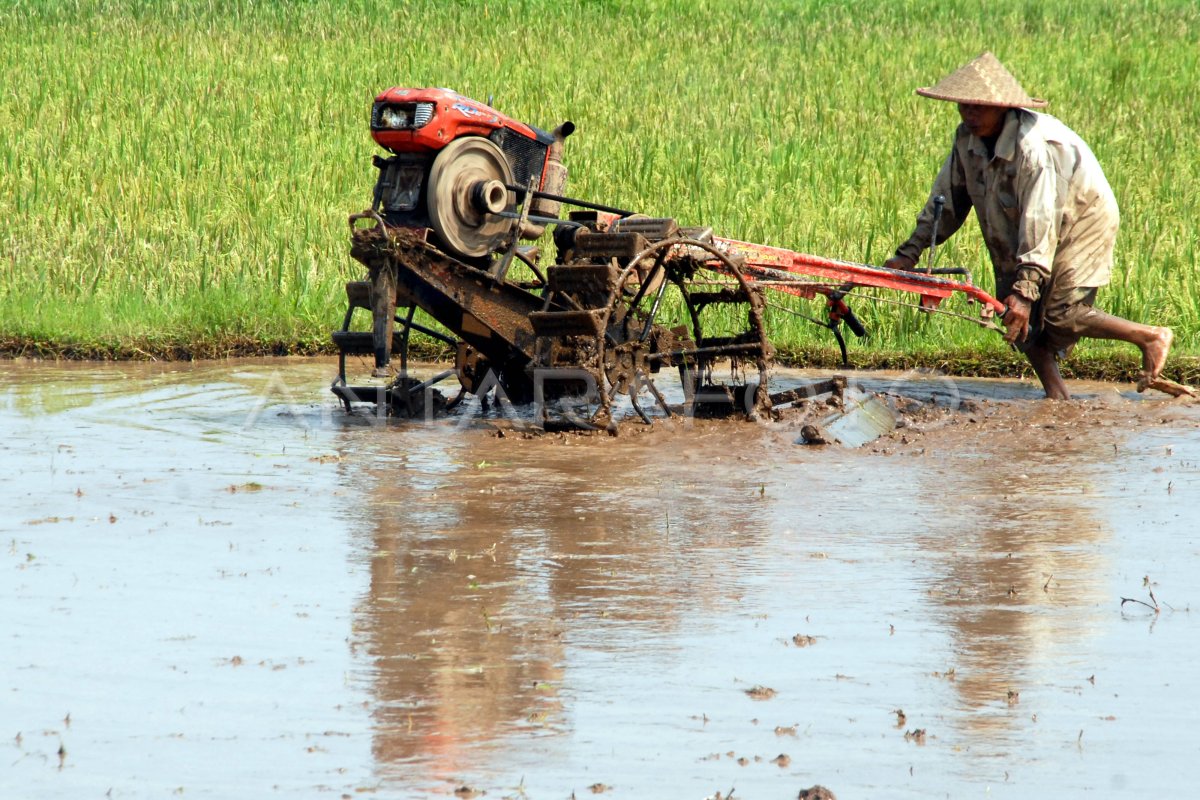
[1,0,1196,376]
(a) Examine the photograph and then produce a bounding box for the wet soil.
[3,358,1200,798]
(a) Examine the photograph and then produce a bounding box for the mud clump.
[797,787,837,800]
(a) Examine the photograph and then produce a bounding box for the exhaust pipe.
[521,121,574,239]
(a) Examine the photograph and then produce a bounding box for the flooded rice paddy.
[3,358,1200,799]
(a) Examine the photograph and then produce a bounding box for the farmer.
[882,52,1174,400]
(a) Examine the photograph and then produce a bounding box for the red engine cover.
[370,87,542,153]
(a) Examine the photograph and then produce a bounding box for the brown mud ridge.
[851,392,1195,456]
[481,376,1200,455]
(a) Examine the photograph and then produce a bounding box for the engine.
[367,87,572,259]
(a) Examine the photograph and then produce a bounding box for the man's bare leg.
[1074,310,1173,379]
[1025,344,1071,400]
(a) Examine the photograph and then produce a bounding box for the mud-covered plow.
[333,88,1006,429]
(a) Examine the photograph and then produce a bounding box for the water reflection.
[345,421,772,787]
[335,375,1191,795]
[915,406,1110,742]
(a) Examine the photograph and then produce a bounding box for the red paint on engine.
[371,87,542,153]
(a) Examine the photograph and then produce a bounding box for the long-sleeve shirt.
[895,109,1118,302]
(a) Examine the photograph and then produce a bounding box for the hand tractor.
[332,88,1006,428]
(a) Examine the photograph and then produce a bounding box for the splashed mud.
[2,358,1199,798]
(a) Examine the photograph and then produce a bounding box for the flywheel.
[427,137,516,258]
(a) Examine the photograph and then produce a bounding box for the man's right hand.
[1001,294,1033,345]
[882,254,918,271]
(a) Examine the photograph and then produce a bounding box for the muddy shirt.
[895,109,1118,301]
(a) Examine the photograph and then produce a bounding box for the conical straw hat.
[916,52,1048,108]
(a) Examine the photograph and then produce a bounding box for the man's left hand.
[1001,295,1032,344]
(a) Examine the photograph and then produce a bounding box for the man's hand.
[882,254,918,271]
[1001,294,1032,344]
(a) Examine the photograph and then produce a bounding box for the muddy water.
[3,358,1199,799]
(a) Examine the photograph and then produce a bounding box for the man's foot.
[1141,326,1173,379]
